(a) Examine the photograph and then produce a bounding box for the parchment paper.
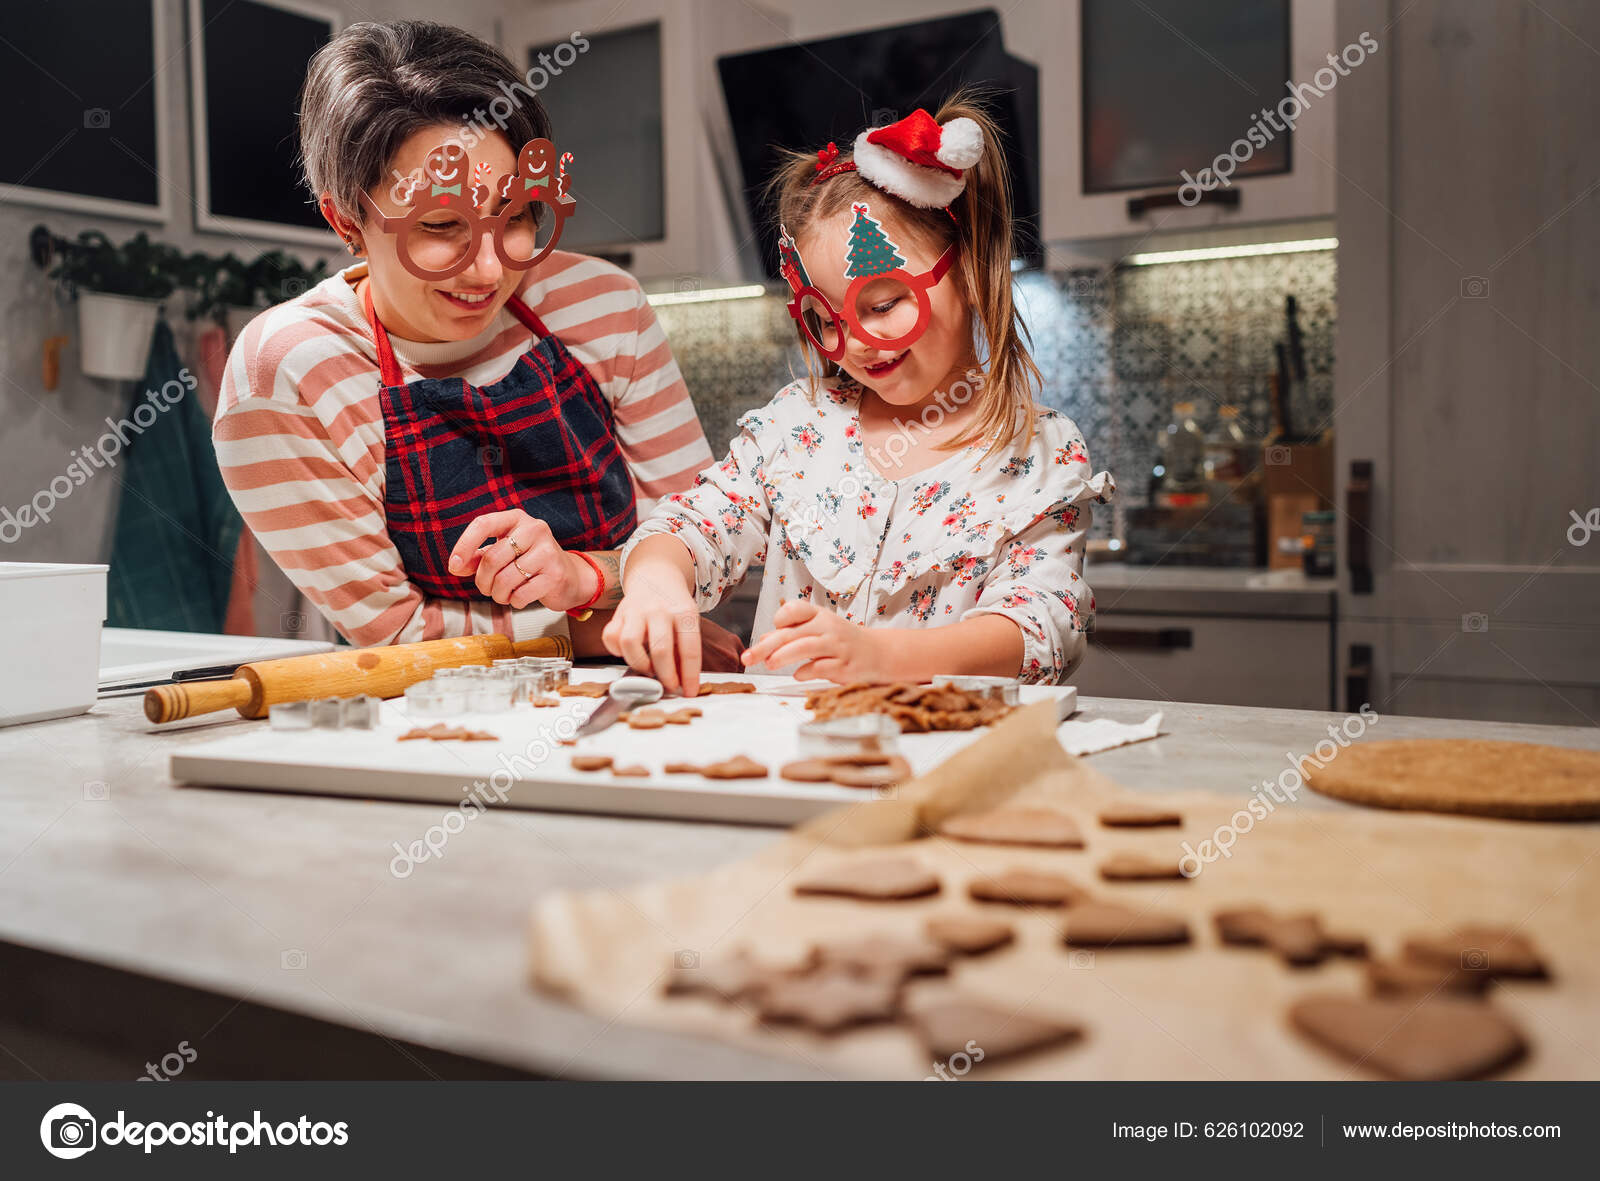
[527,701,1600,1079]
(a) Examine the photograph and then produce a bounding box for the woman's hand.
[742,600,898,683]
[447,510,596,610]
[602,539,703,694]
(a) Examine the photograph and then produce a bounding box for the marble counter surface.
[1,681,1594,1080]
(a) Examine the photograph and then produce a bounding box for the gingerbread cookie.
[698,756,769,780]
[1305,738,1600,820]
[1098,804,1183,828]
[778,759,835,783]
[1099,852,1187,881]
[829,760,911,790]
[816,933,951,980]
[1365,956,1492,997]
[625,708,667,730]
[968,868,1088,908]
[664,707,701,725]
[397,725,498,742]
[1289,993,1526,1080]
[1214,907,1364,967]
[937,807,1084,848]
[1401,925,1548,980]
[804,682,1014,732]
[569,754,613,771]
[663,761,701,774]
[1062,902,1190,947]
[556,682,609,698]
[909,995,1083,1064]
[794,857,941,901]
[780,755,913,790]
[665,949,813,1002]
[925,915,1016,956]
[611,764,650,777]
[756,966,900,1032]
[696,681,757,696]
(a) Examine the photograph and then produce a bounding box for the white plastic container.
[77,292,160,380]
[0,562,108,726]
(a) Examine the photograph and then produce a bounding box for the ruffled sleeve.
[621,387,798,610]
[960,416,1115,683]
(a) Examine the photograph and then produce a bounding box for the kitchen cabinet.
[1048,0,1337,247]
[1073,566,1335,710]
[500,0,784,282]
[1332,0,1600,725]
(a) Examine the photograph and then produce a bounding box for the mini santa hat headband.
[812,108,984,210]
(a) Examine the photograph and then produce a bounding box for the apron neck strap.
[362,281,550,388]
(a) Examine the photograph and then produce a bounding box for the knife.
[576,675,664,737]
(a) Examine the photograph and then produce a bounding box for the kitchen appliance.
[0,562,107,726]
[717,11,1041,276]
[1081,0,1292,194]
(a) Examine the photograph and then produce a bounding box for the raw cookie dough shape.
[1304,738,1600,820]
[794,856,942,901]
[937,807,1085,848]
[1289,993,1527,1080]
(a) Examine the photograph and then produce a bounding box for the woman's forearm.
[874,615,1025,680]
[572,550,624,609]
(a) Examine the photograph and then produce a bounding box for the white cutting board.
[170,672,1076,826]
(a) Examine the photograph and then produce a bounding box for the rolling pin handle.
[144,678,254,724]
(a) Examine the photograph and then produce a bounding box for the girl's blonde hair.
[765,89,1041,453]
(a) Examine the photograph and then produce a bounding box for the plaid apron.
[366,286,637,599]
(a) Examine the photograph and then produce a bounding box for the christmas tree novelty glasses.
[778,202,956,360]
[358,139,577,281]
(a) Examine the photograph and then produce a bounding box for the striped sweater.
[214,253,713,647]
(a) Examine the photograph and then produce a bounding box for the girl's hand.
[447,510,595,611]
[602,559,704,695]
[742,600,897,683]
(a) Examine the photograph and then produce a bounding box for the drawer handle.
[1094,627,1193,650]
[1347,460,1374,595]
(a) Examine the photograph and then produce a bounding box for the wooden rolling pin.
[143,633,571,724]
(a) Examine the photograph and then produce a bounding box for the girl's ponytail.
[939,90,1042,452]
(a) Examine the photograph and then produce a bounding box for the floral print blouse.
[622,378,1116,683]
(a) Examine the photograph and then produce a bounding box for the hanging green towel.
[106,319,242,632]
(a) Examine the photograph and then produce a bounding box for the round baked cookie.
[1305,739,1600,820]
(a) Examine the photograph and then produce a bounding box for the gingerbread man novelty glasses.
[358,139,577,280]
[778,202,956,360]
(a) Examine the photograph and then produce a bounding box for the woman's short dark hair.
[299,21,552,223]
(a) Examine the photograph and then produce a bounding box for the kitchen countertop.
[2,683,1595,1081]
[1086,563,1337,618]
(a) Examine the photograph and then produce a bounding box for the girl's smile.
[862,350,909,378]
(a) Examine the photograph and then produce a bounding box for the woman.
[216,20,735,661]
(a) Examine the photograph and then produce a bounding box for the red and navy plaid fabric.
[369,290,637,600]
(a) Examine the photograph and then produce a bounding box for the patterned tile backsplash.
[653,247,1336,541]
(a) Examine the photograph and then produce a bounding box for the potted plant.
[48,231,182,379]
[186,250,329,339]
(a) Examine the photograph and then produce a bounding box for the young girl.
[604,97,1113,694]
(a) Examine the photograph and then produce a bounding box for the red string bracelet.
[567,550,606,620]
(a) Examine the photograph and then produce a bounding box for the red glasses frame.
[782,241,957,360]
[357,139,577,281]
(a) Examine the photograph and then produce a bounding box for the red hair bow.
[815,142,840,171]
